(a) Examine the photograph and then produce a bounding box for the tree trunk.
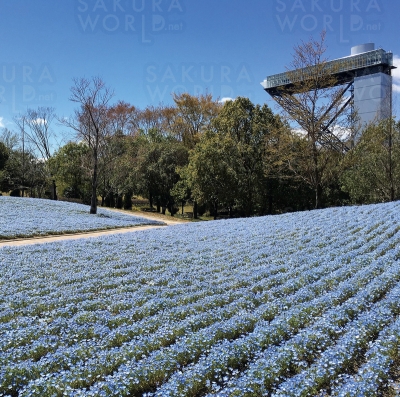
[101,175,106,206]
[312,140,322,209]
[213,201,218,220]
[105,193,111,207]
[389,124,395,201]
[52,180,57,201]
[247,184,253,217]
[123,191,133,210]
[90,150,98,214]
[90,184,97,214]
[267,194,273,215]
[193,201,198,219]
[116,194,123,209]
[315,183,323,210]
[168,202,175,217]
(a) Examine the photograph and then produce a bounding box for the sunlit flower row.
[0,196,163,238]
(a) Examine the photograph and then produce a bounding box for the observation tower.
[261,43,396,150]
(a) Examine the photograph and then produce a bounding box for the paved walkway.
[0,211,188,248]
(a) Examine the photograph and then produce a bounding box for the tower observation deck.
[261,43,396,150]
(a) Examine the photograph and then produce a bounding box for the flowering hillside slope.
[0,202,400,396]
[0,196,164,238]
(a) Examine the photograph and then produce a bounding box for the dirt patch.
[105,208,190,225]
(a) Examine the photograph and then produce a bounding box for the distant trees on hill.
[1,92,399,217]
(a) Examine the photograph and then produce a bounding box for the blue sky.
[1,0,400,140]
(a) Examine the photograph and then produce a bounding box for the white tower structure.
[262,44,396,150]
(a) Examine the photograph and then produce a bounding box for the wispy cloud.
[0,117,4,128]
[393,55,400,93]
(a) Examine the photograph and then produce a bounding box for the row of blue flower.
[1,201,400,396]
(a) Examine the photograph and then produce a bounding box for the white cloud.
[392,55,400,93]
[331,125,351,141]
[0,117,4,128]
[219,97,234,103]
[292,125,351,141]
[33,118,46,125]
[292,128,306,137]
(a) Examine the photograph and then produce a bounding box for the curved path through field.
[0,210,188,248]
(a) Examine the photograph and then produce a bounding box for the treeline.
[1,89,400,219]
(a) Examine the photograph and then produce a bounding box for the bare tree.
[107,100,137,136]
[135,105,165,137]
[172,93,221,149]
[272,31,351,208]
[62,77,114,214]
[0,128,19,152]
[14,107,58,199]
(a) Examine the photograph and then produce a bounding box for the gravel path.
[0,211,188,247]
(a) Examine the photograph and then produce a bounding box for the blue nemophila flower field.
[0,196,164,239]
[1,201,400,396]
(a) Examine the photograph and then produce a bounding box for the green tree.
[0,141,9,192]
[171,173,191,215]
[210,97,279,216]
[1,128,48,196]
[50,142,91,203]
[187,130,238,219]
[133,131,188,215]
[170,93,221,218]
[340,118,400,203]
[1,149,47,197]
[0,141,9,171]
[99,132,134,209]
